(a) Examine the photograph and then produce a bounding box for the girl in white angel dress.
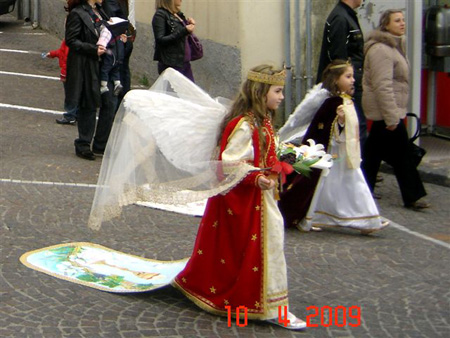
[278,59,389,235]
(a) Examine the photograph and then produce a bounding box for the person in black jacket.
[316,0,367,147]
[65,0,114,160]
[152,0,196,82]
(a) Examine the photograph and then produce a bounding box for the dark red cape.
[278,97,343,227]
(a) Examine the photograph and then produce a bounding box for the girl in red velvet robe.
[173,65,306,330]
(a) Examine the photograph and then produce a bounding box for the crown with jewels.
[247,69,286,86]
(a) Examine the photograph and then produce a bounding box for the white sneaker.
[266,312,307,330]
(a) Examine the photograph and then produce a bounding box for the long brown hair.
[65,0,85,12]
[219,64,283,155]
[321,59,353,96]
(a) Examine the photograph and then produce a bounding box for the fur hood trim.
[364,30,405,54]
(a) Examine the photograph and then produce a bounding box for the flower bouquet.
[277,139,333,178]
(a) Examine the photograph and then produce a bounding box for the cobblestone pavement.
[1,15,449,338]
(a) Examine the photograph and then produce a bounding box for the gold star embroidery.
[224,299,229,305]
[252,266,259,272]
[255,205,260,211]
[197,249,203,255]
[251,234,257,241]
[255,301,260,308]
[182,277,187,283]
[210,286,216,294]
[227,208,233,215]
[221,259,226,264]
[212,221,218,228]
[318,123,324,129]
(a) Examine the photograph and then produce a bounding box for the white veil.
[88,69,255,230]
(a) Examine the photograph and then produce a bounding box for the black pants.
[100,52,121,83]
[74,81,118,153]
[361,119,426,206]
[100,41,124,83]
[117,40,133,108]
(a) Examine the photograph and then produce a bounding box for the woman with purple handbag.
[152,0,202,82]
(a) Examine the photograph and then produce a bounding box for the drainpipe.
[294,0,302,105]
[406,0,423,139]
[22,0,31,23]
[305,0,313,90]
[426,0,438,135]
[32,0,39,29]
[284,0,292,121]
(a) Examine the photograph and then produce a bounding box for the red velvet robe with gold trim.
[173,115,287,319]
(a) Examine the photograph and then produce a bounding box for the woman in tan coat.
[361,9,429,210]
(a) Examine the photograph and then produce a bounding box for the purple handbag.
[188,34,203,61]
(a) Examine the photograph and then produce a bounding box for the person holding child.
[65,0,116,160]
[278,59,388,234]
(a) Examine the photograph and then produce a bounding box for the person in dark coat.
[316,0,367,147]
[65,0,115,160]
[102,0,135,107]
[152,0,196,82]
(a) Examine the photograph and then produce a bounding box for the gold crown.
[329,61,352,70]
[247,69,286,86]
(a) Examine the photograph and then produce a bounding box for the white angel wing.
[89,68,253,230]
[278,83,330,143]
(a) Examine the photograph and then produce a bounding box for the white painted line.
[0,103,64,115]
[387,220,450,249]
[0,32,46,35]
[0,70,59,81]
[0,48,41,54]
[0,178,98,189]
[1,178,448,249]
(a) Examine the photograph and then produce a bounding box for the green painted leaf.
[77,274,100,283]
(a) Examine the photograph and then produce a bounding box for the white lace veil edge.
[88,68,255,231]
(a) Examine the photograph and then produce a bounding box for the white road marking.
[0,48,41,54]
[387,220,450,249]
[0,32,46,35]
[0,178,98,189]
[1,178,449,249]
[0,70,59,81]
[0,103,64,115]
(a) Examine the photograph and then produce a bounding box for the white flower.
[310,153,334,176]
[297,139,326,159]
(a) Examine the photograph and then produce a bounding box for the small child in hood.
[43,39,78,125]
